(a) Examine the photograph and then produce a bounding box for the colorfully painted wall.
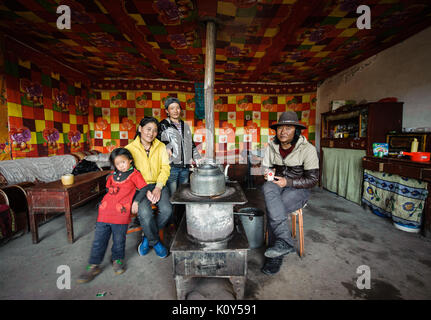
[2,38,91,159]
[1,38,317,162]
[0,37,11,160]
[89,82,316,164]
[0,54,10,160]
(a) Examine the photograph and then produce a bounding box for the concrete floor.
[1,185,431,300]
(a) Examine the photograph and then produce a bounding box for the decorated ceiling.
[0,0,431,84]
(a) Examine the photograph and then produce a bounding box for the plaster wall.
[316,26,431,150]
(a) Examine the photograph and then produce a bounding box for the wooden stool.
[126,204,164,241]
[291,207,304,257]
[265,205,306,257]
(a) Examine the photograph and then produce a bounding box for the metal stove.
[170,181,249,300]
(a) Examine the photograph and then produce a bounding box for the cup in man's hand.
[264,168,275,181]
[267,170,275,181]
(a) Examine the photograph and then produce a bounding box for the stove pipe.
[204,19,216,160]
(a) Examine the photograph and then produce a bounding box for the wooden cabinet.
[321,102,403,156]
[386,132,431,154]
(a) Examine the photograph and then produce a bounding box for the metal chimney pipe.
[204,20,216,160]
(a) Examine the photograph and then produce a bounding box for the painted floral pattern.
[43,128,60,150]
[9,127,31,151]
[136,93,148,106]
[20,79,43,107]
[68,130,81,149]
[75,96,89,115]
[236,96,252,111]
[105,140,117,152]
[53,89,69,112]
[120,118,134,131]
[153,0,194,25]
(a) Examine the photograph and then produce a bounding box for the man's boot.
[264,239,295,258]
[261,256,283,275]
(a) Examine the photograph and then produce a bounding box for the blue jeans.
[262,181,310,247]
[167,166,190,196]
[89,222,128,265]
[137,184,172,246]
[167,166,189,225]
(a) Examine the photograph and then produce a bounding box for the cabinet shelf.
[321,137,367,150]
[321,102,403,156]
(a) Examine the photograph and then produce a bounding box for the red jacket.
[97,169,147,225]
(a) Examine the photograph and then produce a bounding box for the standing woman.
[158,97,201,225]
[126,117,172,258]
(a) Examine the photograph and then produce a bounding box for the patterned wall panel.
[4,58,91,159]
[0,71,8,161]
[90,86,316,164]
[0,36,11,161]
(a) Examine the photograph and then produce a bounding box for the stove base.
[170,216,249,300]
[174,275,246,300]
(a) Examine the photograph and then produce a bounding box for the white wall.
[316,26,431,150]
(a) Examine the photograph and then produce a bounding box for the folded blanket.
[0,155,77,185]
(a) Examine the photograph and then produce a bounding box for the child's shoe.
[77,264,101,283]
[137,236,150,256]
[153,241,168,258]
[112,259,125,275]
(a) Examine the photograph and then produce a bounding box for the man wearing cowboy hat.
[261,111,319,275]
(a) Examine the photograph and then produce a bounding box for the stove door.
[173,251,247,277]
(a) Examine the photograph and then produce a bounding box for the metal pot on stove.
[190,159,226,196]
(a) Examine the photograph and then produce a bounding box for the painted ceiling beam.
[102,0,176,79]
[248,0,324,82]
[196,0,218,18]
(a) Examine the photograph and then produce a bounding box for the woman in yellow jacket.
[125,117,172,258]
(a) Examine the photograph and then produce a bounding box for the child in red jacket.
[77,148,147,283]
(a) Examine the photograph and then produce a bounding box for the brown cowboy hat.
[270,111,306,130]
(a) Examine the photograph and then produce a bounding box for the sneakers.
[264,239,295,258]
[261,257,283,275]
[112,259,125,275]
[137,236,150,256]
[153,241,168,258]
[138,236,168,258]
[76,260,125,283]
[77,264,101,283]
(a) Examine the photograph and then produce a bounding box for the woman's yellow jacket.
[125,136,170,189]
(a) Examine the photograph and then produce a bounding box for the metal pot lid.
[170,182,247,204]
[199,163,218,169]
[196,163,222,174]
[198,158,219,166]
